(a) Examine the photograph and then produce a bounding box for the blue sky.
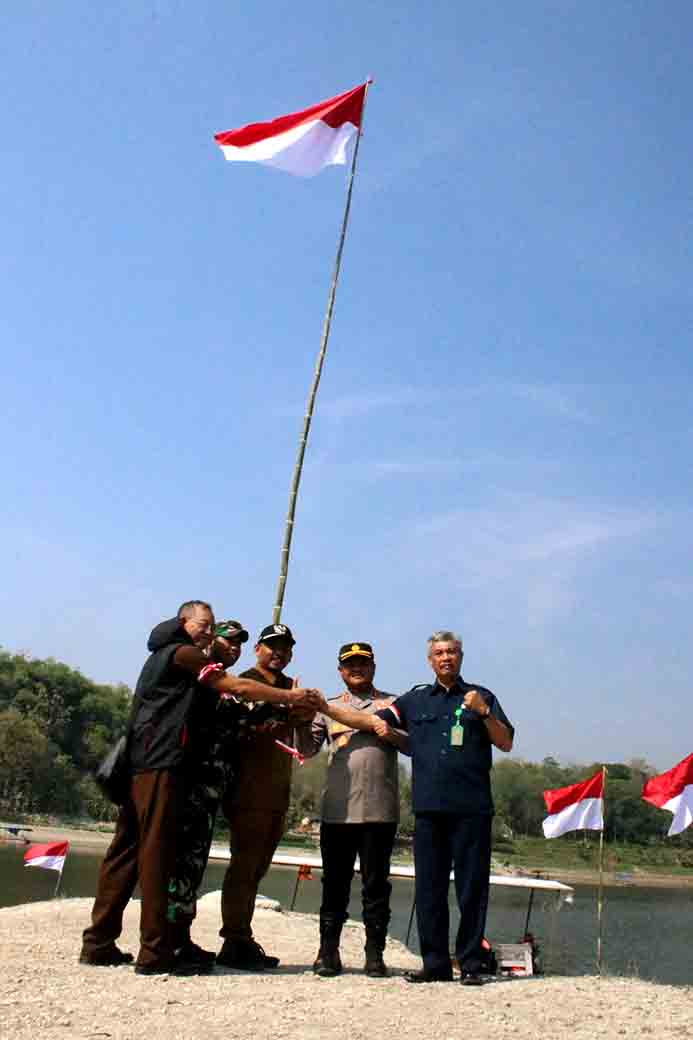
[2,2,692,769]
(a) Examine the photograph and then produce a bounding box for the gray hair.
[427,630,463,653]
[177,600,213,620]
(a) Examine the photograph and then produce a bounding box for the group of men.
[79,601,514,986]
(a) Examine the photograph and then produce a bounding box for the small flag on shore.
[542,771,604,838]
[641,753,693,836]
[24,841,69,873]
[214,82,368,177]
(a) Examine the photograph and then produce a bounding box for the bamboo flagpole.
[272,81,372,623]
[596,765,607,974]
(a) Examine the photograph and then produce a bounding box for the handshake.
[283,687,327,714]
[286,690,400,747]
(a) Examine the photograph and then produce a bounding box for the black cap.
[258,623,296,646]
[215,620,249,643]
[338,642,374,662]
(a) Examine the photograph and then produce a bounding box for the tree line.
[0,648,130,820]
[0,648,689,850]
[289,750,692,847]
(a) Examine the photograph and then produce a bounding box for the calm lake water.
[2,843,691,986]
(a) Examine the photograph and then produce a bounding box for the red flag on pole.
[642,753,693,836]
[542,771,604,838]
[24,841,69,873]
[214,83,368,177]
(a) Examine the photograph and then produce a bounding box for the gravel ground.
[1,894,691,1040]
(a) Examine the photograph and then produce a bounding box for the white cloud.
[280,380,595,428]
[319,387,438,421]
[409,496,658,625]
[497,383,594,424]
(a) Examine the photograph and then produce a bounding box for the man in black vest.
[79,601,321,975]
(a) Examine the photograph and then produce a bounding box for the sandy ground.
[1,893,691,1040]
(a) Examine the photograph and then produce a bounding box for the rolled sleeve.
[376,698,405,730]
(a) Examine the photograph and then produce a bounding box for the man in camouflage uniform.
[165,620,249,967]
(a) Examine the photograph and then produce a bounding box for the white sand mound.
[1,896,690,1040]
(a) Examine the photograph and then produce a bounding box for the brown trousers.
[81,769,183,967]
[220,806,286,940]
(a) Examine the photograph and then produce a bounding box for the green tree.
[0,649,132,817]
[287,752,328,827]
[0,708,51,815]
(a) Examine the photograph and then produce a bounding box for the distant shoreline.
[4,822,693,890]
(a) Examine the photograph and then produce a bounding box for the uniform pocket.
[411,713,436,725]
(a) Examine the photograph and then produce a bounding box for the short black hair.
[177,600,213,620]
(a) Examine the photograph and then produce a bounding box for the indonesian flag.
[24,841,69,873]
[641,753,693,837]
[214,82,368,177]
[542,771,604,838]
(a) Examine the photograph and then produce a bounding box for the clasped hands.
[462,688,487,716]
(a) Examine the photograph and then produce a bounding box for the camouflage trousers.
[167,746,234,929]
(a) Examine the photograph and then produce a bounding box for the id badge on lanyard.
[450,706,464,747]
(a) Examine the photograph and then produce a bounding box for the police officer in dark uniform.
[322,629,513,985]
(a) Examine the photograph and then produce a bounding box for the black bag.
[94,734,131,805]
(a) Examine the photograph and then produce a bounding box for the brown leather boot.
[312,919,343,976]
[313,943,342,976]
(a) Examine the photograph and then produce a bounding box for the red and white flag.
[214,82,368,177]
[641,753,693,837]
[542,771,604,838]
[24,841,69,873]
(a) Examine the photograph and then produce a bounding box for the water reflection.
[2,845,691,985]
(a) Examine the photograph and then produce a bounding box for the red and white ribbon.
[274,739,305,766]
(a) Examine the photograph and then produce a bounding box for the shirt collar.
[343,687,377,709]
[431,676,465,696]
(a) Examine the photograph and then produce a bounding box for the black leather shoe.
[79,946,134,967]
[134,960,173,975]
[172,960,215,976]
[404,968,454,984]
[313,948,342,977]
[173,941,217,967]
[216,939,279,970]
[364,950,388,977]
[460,971,485,986]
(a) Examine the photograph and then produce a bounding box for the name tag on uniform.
[451,707,464,747]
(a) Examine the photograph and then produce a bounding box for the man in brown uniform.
[296,642,407,977]
[217,623,311,970]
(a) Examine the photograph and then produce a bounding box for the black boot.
[313,918,343,977]
[364,925,388,978]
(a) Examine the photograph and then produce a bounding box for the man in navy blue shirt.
[322,630,513,985]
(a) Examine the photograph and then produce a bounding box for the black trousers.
[319,821,397,933]
[414,812,492,974]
